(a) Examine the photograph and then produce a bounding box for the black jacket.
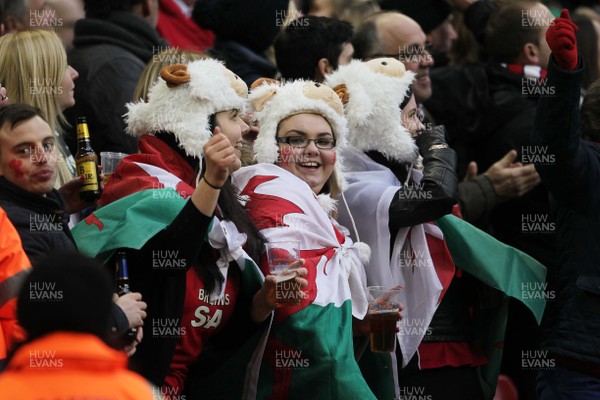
[0,177,129,337]
[207,38,277,87]
[428,61,557,271]
[0,177,76,263]
[534,56,600,366]
[64,12,164,155]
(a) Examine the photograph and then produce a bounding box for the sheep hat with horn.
[125,58,248,158]
[249,78,349,192]
[324,58,418,164]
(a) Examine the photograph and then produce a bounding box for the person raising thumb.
[546,9,580,71]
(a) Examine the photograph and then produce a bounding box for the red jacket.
[157,0,214,52]
[0,332,154,399]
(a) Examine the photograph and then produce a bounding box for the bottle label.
[76,124,90,140]
[77,161,99,190]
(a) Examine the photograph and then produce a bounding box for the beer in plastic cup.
[265,241,301,306]
[368,286,401,352]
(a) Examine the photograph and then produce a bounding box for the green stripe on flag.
[72,189,186,262]
[435,214,547,324]
[435,214,547,399]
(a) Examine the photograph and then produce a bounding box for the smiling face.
[0,116,57,195]
[215,109,250,172]
[376,13,434,103]
[276,113,336,194]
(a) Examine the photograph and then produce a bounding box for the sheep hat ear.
[250,79,348,191]
[125,59,248,159]
[325,58,418,164]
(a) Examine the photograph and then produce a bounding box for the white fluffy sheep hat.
[249,78,349,191]
[325,58,418,164]
[125,59,248,158]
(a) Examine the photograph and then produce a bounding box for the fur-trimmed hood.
[125,59,247,159]
[325,58,418,164]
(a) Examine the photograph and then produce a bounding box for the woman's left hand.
[251,259,308,323]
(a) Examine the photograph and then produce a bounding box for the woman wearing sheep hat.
[326,58,548,400]
[71,59,308,393]
[324,56,474,398]
[230,78,376,399]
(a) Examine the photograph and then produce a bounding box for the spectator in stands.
[157,0,214,52]
[0,252,154,399]
[230,78,374,399]
[274,15,353,82]
[64,0,164,155]
[0,29,79,188]
[352,11,541,227]
[192,0,288,86]
[0,207,30,371]
[41,0,85,51]
[534,9,600,399]
[73,60,307,392]
[0,104,146,357]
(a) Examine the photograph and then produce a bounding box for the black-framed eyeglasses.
[276,136,336,149]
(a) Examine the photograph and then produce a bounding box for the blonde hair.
[133,48,210,102]
[0,30,68,134]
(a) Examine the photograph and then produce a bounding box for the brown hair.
[485,0,544,64]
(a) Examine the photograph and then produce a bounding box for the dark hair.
[485,1,543,64]
[352,16,380,60]
[573,15,600,89]
[193,0,289,54]
[0,103,46,130]
[18,252,113,341]
[163,114,264,295]
[275,16,353,81]
[581,78,600,142]
[2,0,27,23]
[378,0,451,34]
[198,172,265,295]
[83,0,143,19]
[400,86,413,110]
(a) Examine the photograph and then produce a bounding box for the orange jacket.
[0,207,30,366]
[0,332,154,399]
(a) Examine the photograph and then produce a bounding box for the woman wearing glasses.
[231,79,375,399]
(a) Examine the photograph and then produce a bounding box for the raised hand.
[484,150,541,199]
[546,9,579,71]
[202,126,239,189]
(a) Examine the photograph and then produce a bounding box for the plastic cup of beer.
[265,241,301,306]
[368,286,401,352]
[100,151,127,180]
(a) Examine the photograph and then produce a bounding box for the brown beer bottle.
[75,117,101,202]
[115,251,137,344]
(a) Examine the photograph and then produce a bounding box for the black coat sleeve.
[388,147,458,236]
[126,199,214,276]
[533,56,600,214]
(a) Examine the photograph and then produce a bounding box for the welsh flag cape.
[337,147,547,400]
[71,137,269,396]
[229,163,376,400]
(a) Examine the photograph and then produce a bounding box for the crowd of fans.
[0,0,599,399]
